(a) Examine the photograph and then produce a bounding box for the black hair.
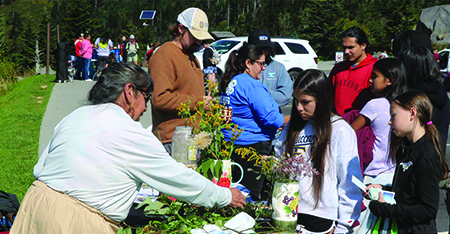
[399,46,441,88]
[392,30,433,58]
[342,27,371,53]
[372,58,408,101]
[88,63,153,105]
[101,33,109,44]
[219,42,264,93]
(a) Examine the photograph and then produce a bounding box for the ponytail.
[220,50,241,93]
[219,42,264,93]
[389,91,449,180]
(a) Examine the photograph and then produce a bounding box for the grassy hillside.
[0,75,55,201]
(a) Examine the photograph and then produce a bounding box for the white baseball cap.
[177,7,213,40]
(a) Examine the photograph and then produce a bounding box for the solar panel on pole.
[140,11,156,20]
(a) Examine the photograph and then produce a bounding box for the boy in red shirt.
[329,27,377,116]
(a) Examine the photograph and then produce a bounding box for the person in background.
[80,33,93,81]
[275,69,362,233]
[248,28,293,108]
[202,39,217,90]
[219,42,289,201]
[144,41,161,67]
[329,27,377,116]
[105,52,117,68]
[149,7,213,154]
[74,33,84,80]
[120,36,128,63]
[379,50,388,59]
[94,33,114,73]
[397,47,450,158]
[391,30,433,58]
[10,63,246,234]
[367,90,448,234]
[126,35,139,66]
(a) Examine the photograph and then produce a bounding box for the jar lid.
[175,126,193,131]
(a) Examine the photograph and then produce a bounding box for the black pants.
[231,141,271,201]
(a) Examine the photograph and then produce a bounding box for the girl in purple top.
[351,58,407,180]
[351,58,407,233]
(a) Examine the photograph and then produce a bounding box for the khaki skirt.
[11,180,120,234]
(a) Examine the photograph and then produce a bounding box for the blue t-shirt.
[220,73,284,145]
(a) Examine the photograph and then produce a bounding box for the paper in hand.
[352,175,366,191]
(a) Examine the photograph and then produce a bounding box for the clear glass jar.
[171,126,193,165]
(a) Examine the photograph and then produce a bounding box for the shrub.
[0,58,17,91]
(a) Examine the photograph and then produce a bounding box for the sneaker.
[85,79,93,82]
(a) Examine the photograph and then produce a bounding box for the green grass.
[0,74,55,201]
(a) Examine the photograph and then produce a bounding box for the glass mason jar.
[171,126,193,165]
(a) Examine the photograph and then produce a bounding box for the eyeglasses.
[254,60,267,69]
[133,85,152,104]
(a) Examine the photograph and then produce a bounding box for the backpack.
[210,46,221,65]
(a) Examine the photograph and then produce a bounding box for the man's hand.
[228,188,246,209]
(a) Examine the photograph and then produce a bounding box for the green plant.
[119,195,277,234]
[236,150,318,184]
[176,80,242,182]
[0,58,17,91]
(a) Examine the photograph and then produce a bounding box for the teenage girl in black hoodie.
[367,90,449,234]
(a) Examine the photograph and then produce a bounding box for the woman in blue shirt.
[219,42,289,200]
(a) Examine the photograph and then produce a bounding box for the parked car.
[438,49,450,74]
[194,37,318,82]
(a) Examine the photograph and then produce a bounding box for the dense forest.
[1,0,450,73]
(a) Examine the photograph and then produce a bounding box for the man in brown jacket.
[149,7,213,154]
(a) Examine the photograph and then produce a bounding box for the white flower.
[190,131,212,150]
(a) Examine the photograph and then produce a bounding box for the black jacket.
[417,80,450,149]
[369,135,441,234]
[202,47,214,69]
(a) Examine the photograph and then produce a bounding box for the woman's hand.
[279,116,290,130]
[228,188,246,209]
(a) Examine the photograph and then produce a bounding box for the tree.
[61,0,100,54]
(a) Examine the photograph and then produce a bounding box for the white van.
[195,37,318,81]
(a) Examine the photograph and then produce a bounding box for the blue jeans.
[82,58,91,80]
[76,56,83,79]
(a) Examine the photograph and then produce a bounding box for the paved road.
[39,61,449,233]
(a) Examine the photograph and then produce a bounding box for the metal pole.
[46,23,50,74]
[57,25,60,43]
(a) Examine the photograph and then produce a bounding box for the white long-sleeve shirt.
[275,116,362,233]
[34,103,231,222]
